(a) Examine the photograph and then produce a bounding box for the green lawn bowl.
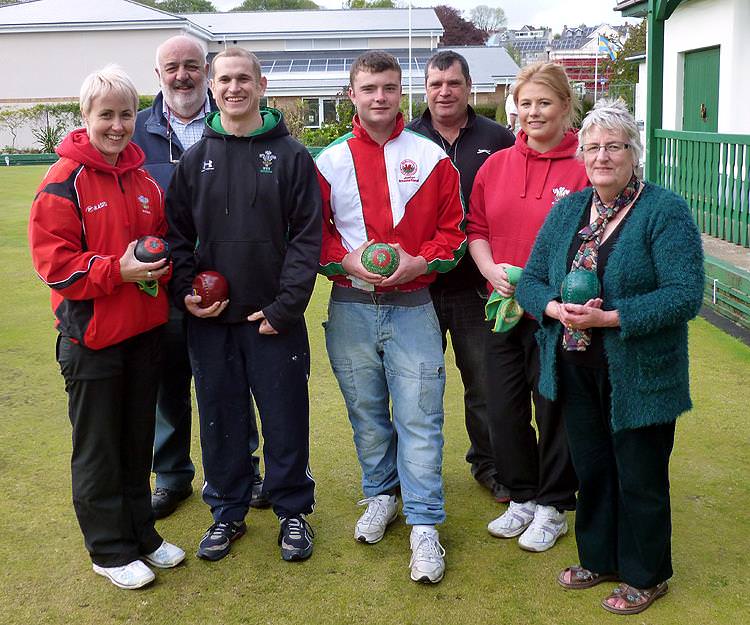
[361,243,400,277]
[561,269,601,304]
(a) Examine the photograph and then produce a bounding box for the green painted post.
[645,0,665,182]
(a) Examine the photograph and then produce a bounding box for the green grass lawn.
[2,166,748,624]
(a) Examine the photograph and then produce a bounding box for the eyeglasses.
[580,142,630,155]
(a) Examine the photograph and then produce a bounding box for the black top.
[559,202,633,368]
[166,109,322,332]
[407,106,515,292]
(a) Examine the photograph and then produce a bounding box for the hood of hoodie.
[57,128,145,174]
[513,129,580,200]
[203,107,288,141]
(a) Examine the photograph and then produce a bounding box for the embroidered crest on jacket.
[259,150,277,174]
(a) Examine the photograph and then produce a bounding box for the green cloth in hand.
[485,265,523,333]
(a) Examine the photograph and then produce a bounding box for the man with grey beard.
[133,35,265,519]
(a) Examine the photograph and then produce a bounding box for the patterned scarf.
[562,173,642,351]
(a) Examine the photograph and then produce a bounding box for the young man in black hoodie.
[166,47,321,563]
[407,51,514,500]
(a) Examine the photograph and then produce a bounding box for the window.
[303,98,320,127]
[323,100,338,124]
[303,98,341,128]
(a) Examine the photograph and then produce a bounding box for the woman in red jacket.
[29,66,184,589]
[467,62,589,553]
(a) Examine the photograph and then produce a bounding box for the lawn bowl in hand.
[361,243,400,277]
[192,271,229,309]
[561,269,600,305]
[134,236,170,263]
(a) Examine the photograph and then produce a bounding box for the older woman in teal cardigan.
[516,99,704,616]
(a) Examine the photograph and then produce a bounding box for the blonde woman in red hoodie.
[29,66,184,589]
[467,62,589,553]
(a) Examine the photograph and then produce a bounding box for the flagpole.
[409,0,412,121]
[594,39,599,103]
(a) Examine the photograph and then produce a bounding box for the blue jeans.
[324,288,446,525]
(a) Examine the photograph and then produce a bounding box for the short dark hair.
[349,50,401,87]
[424,50,471,85]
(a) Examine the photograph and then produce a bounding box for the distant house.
[489,22,627,97]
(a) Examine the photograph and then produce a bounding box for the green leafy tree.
[505,43,522,68]
[601,19,646,111]
[468,5,506,34]
[139,0,216,12]
[232,0,318,9]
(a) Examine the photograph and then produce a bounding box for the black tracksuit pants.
[187,317,315,522]
[559,361,675,588]
[57,329,163,567]
[485,316,577,510]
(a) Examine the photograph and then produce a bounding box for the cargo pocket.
[418,362,445,416]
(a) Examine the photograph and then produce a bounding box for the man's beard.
[163,77,207,120]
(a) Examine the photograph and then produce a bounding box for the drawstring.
[223,136,230,215]
[537,159,552,200]
[520,151,528,198]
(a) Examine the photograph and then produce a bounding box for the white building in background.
[0,0,519,147]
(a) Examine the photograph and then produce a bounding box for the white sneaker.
[518,504,568,552]
[354,494,399,544]
[409,527,445,584]
[143,541,186,568]
[487,500,537,538]
[93,560,155,589]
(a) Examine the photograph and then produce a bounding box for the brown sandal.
[557,565,618,590]
[601,581,669,615]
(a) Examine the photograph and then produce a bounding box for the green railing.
[653,129,750,248]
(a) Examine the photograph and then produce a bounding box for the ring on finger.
[147,270,153,279]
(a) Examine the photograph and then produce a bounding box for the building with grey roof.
[0,0,518,146]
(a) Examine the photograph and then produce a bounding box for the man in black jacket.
[133,35,266,520]
[407,50,514,501]
[166,48,321,563]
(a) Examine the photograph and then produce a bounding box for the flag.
[598,35,617,61]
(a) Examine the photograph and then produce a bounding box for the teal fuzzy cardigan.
[516,183,704,432]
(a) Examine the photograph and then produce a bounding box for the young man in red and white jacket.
[316,51,465,585]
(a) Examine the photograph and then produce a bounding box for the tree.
[0,108,32,151]
[468,5,506,34]
[232,0,318,9]
[139,0,216,12]
[600,19,646,111]
[434,5,487,46]
[345,0,395,7]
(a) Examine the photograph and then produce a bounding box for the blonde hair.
[79,65,138,117]
[514,62,580,130]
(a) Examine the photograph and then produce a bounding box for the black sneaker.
[249,475,271,510]
[196,520,247,561]
[278,515,314,561]
[152,486,192,520]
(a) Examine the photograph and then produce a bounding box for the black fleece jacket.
[408,106,514,292]
[166,109,322,332]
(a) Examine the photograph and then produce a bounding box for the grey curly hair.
[579,98,642,165]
